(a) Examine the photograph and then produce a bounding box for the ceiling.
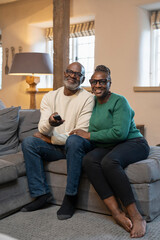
[0,0,18,4]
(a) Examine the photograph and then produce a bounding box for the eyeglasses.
[65,69,83,79]
[89,79,110,86]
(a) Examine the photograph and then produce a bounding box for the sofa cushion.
[45,159,67,175]
[125,146,160,183]
[1,151,25,177]
[0,100,5,110]
[45,147,160,184]
[0,159,17,184]
[18,109,40,142]
[0,107,20,156]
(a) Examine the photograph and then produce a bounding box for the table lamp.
[9,52,53,109]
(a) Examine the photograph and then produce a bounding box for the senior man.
[21,62,94,220]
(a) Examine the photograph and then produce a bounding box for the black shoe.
[57,194,77,220]
[21,192,53,212]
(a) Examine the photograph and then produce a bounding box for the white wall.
[0,0,160,145]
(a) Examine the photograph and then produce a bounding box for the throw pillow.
[18,109,40,142]
[0,107,20,156]
[0,100,5,110]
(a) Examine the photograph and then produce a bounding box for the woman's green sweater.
[89,93,142,148]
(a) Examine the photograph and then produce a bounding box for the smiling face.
[64,62,85,91]
[90,71,111,100]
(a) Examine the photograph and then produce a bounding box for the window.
[69,35,95,86]
[38,40,53,88]
[39,21,95,89]
[150,11,160,86]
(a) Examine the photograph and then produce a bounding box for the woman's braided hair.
[95,65,111,81]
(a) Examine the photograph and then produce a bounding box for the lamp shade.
[9,52,53,76]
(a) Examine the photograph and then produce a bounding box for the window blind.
[151,10,160,29]
[46,28,53,41]
[46,21,95,40]
[70,21,95,38]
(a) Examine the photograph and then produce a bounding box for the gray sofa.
[0,101,160,221]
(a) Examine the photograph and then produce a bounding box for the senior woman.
[70,65,149,238]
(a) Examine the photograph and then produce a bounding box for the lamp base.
[26,76,40,109]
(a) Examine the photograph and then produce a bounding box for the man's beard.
[63,78,81,91]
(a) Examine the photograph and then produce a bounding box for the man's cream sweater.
[38,87,94,145]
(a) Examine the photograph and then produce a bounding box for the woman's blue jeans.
[22,135,93,198]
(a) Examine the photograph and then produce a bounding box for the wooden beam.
[53,0,70,89]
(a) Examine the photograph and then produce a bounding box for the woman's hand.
[69,129,90,140]
[33,131,51,144]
